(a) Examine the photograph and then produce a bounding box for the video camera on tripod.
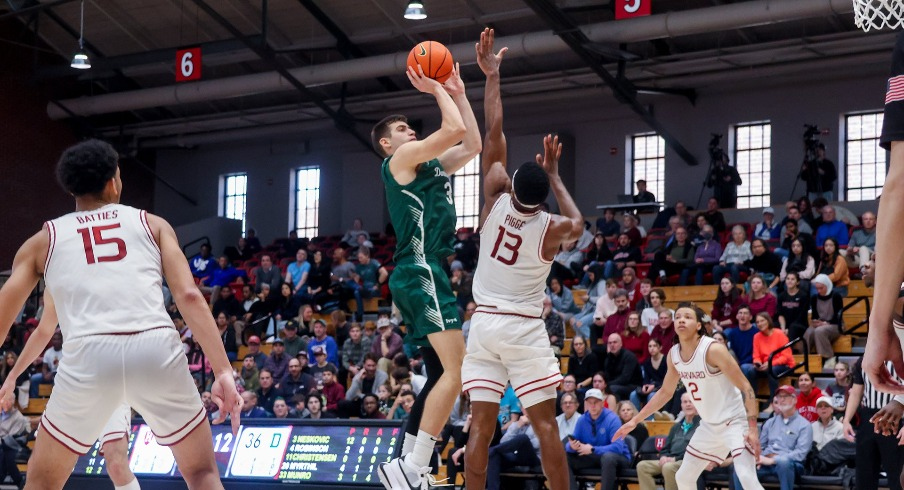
[803,124,826,162]
[709,133,725,162]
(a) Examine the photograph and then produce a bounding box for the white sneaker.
[378,455,446,490]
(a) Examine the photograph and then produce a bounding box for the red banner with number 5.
[615,0,650,19]
[175,47,202,82]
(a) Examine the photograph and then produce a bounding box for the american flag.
[886,75,904,104]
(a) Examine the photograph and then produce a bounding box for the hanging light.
[404,1,427,20]
[70,0,91,69]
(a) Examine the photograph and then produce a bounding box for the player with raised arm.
[461,28,584,490]
[614,304,764,490]
[0,292,140,490]
[0,140,242,489]
[865,31,904,395]
[373,55,481,489]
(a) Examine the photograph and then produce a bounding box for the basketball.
[406,41,454,84]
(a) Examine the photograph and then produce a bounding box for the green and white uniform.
[381,157,461,347]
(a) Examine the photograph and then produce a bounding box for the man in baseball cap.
[565,387,630,490]
[245,335,267,370]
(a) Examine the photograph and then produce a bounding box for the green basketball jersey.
[381,157,456,262]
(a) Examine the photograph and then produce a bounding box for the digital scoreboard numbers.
[72,426,139,477]
[280,425,399,484]
[71,421,401,487]
[228,426,292,478]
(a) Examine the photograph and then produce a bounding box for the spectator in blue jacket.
[201,255,247,306]
[814,206,849,248]
[565,388,631,490]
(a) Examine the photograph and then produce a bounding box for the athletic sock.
[401,432,417,456]
[406,430,437,471]
[115,478,141,490]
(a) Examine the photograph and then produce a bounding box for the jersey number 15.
[490,226,522,265]
[77,224,128,264]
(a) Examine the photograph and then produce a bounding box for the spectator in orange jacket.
[752,312,795,399]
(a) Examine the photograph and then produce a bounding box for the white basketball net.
[853,0,904,31]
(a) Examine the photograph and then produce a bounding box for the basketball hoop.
[853,0,904,31]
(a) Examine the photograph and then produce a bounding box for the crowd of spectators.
[1,200,885,490]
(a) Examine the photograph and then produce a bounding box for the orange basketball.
[407,41,454,84]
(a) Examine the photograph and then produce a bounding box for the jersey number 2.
[687,382,702,401]
[77,224,128,264]
[489,226,522,265]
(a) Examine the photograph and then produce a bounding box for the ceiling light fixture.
[70,0,90,69]
[404,1,427,20]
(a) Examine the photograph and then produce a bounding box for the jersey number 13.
[490,226,522,265]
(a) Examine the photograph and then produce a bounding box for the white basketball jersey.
[670,336,746,425]
[472,193,552,317]
[44,204,174,341]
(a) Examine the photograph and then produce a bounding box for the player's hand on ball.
[475,28,507,76]
[211,374,244,436]
[536,134,562,177]
[442,63,464,96]
[406,65,443,95]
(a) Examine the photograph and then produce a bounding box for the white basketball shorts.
[40,327,206,455]
[461,309,562,409]
[98,402,132,454]
[685,416,752,465]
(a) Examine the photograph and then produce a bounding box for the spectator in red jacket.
[319,364,346,413]
[795,372,823,422]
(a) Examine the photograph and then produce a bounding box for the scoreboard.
[71,419,402,488]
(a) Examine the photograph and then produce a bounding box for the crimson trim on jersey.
[894,319,904,330]
[44,221,56,274]
[473,308,541,320]
[685,444,723,465]
[84,325,174,337]
[537,213,555,264]
[515,372,562,395]
[41,414,93,454]
[157,411,208,447]
[731,446,755,457]
[39,420,87,455]
[463,378,506,388]
[516,378,563,399]
[479,195,509,236]
[153,406,205,441]
[463,385,504,396]
[702,341,722,376]
[140,210,160,254]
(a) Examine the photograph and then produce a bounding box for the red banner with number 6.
[615,0,650,20]
[176,47,202,82]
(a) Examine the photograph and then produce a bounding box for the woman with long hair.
[630,338,667,411]
[306,249,334,310]
[744,274,776,319]
[777,272,809,343]
[567,335,598,389]
[591,372,619,410]
[640,288,672,334]
[711,277,744,332]
[622,312,651,364]
[815,237,850,297]
[779,239,815,287]
[616,400,649,447]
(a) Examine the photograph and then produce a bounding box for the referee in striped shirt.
[842,356,904,490]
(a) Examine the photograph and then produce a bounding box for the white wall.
[153,68,889,245]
